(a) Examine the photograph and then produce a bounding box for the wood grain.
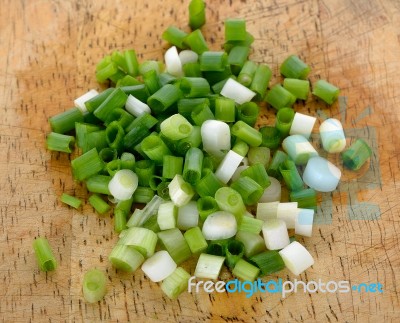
[1,0,399,322]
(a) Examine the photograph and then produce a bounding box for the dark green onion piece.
[158,73,178,87]
[85,88,115,113]
[180,77,210,98]
[191,103,215,126]
[93,88,128,122]
[157,181,171,200]
[75,123,101,149]
[224,240,245,269]
[132,187,155,204]
[276,107,295,137]
[111,50,128,72]
[249,250,285,276]
[250,64,272,101]
[46,132,75,153]
[200,51,228,72]
[84,130,108,153]
[183,62,202,77]
[149,175,165,191]
[116,75,141,87]
[120,84,150,103]
[88,194,111,215]
[183,147,204,185]
[71,148,104,181]
[237,102,259,127]
[96,62,118,83]
[241,163,271,189]
[163,155,184,179]
[141,134,172,164]
[134,160,156,187]
[143,69,161,95]
[232,139,249,157]
[60,193,82,209]
[106,121,125,154]
[105,108,135,130]
[147,84,182,114]
[280,55,310,79]
[49,107,84,134]
[183,29,209,54]
[189,0,206,30]
[206,239,229,256]
[267,150,288,179]
[195,171,224,198]
[224,31,254,53]
[175,125,202,156]
[123,113,158,151]
[215,97,235,122]
[231,120,262,147]
[114,197,133,233]
[120,152,135,171]
[162,26,188,49]
[197,196,219,222]
[341,138,372,170]
[124,49,139,77]
[290,188,317,210]
[228,46,250,75]
[106,159,121,176]
[86,175,111,195]
[283,78,310,100]
[259,126,281,150]
[312,80,340,105]
[225,18,246,41]
[279,159,304,192]
[238,60,257,87]
[265,84,296,110]
[98,147,117,164]
[230,176,264,206]
[178,98,209,121]
[33,237,57,271]
[202,65,233,85]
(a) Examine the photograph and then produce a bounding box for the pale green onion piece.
[279,241,314,275]
[319,118,346,153]
[312,80,340,104]
[118,227,158,258]
[256,201,279,221]
[276,202,298,229]
[157,201,177,230]
[235,230,266,258]
[127,195,164,227]
[258,177,281,203]
[220,78,256,104]
[82,269,107,303]
[194,253,225,280]
[289,112,316,139]
[165,46,183,77]
[303,156,341,192]
[177,201,199,230]
[60,193,82,209]
[179,50,199,65]
[141,250,177,282]
[282,135,319,165]
[341,139,372,170]
[262,219,290,250]
[202,211,237,240]
[184,226,208,254]
[214,150,244,184]
[161,114,193,140]
[161,267,191,299]
[232,259,260,282]
[125,94,151,117]
[109,245,144,272]
[74,89,99,114]
[238,215,263,234]
[247,147,270,168]
[295,208,314,237]
[215,187,246,223]
[168,174,195,207]
[157,228,192,264]
[201,120,231,158]
[108,169,138,201]
[32,237,57,271]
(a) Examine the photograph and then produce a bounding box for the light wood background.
[1,0,399,322]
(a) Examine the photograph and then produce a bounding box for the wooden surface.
[1,0,399,322]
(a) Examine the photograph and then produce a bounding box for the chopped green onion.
[206,240,229,256]
[120,152,135,171]
[341,138,372,170]
[214,97,236,122]
[168,174,195,207]
[220,78,256,104]
[118,227,158,258]
[162,26,188,49]
[108,169,138,201]
[256,201,279,221]
[224,31,254,52]
[191,103,215,126]
[215,187,246,223]
[116,75,141,87]
[276,107,295,138]
[49,107,84,134]
[230,176,263,206]
[312,79,340,104]
[189,0,206,30]
[46,132,75,153]
[249,250,285,276]
[202,211,237,240]
[183,61,202,77]
[114,197,133,233]
[139,60,161,75]
[60,193,82,209]
[290,188,317,210]
[184,226,208,254]
[280,55,310,79]
[142,134,172,164]
[232,139,249,157]
[282,134,318,165]
[86,175,111,195]
[175,125,202,155]
[82,269,107,303]
[250,64,272,100]
[109,245,144,272]
[194,253,225,279]
[178,97,208,121]
[75,122,101,149]
[232,259,259,282]
[200,51,228,72]
[247,147,270,168]
[259,126,281,150]
[215,150,244,184]
[184,29,209,54]
[96,61,118,83]
[83,130,108,153]
[262,219,290,250]
[120,84,150,102]
[195,171,224,198]
[235,231,266,258]
[183,147,203,185]
[231,120,262,147]
[93,88,128,122]
[157,228,192,265]
[161,113,193,140]
[71,148,104,181]
[238,60,257,87]
[32,237,57,271]
[163,155,184,179]
[224,239,245,269]
[85,88,115,113]
[105,121,124,154]
[127,195,164,227]
[177,201,199,230]
[99,147,117,164]
[267,150,288,179]
[319,118,346,153]
[237,214,263,234]
[236,102,259,127]
[283,78,309,100]
[123,113,158,151]
[161,267,191,300]
[197,196,219,221]
[141,250,177,282]
[279,159,304,192]
[157,201,177,230]
[278,241,314,275]
[276,202,298,229]
[265,84,296,110]
[180,77,210,98]
[89,194,111,214]
[240,163,270,189]
[147,84,182,114]
[225,18,246,41]
[157,181,171,200]
[132,187,155,203]
[228,46,250,76]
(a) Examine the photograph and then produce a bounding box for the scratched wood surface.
[1,0,399,322]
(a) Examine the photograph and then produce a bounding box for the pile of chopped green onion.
[40,0,373,301]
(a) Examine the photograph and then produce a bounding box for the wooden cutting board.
[1,0,399,321]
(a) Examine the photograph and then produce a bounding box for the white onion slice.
[262,219,290,250]
[201,120,231,158]
[202,211,237,240]
[108,169,138,201]
[165,46,183,77]
[258,177,281,202]
[289,112,316,139]
[177,201,199,230]
[215,150,244,184]
[279,241,314,275]
[295,208,314,237]
[303,156,341,192]
[141,250,177,282]
[231,165,249,182]
[276,202,298,229]
[220,78,256,104]
[74,89,99,114]
[125,94,151,117]
[319,118,346,153]
[179,50,199,65]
